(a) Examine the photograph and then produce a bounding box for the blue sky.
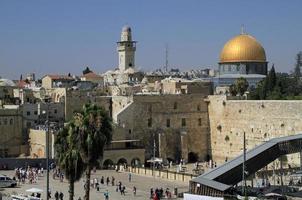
[0,0,301,79]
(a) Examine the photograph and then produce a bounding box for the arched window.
[174,102,178,109]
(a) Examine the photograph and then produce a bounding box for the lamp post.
[242,132,247,198]
[152,132,156,177]
[44,98,50,200]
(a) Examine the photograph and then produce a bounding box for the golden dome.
[220,34,266,63]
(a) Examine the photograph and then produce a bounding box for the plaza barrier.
[127,166,197,182]
[0,158,54,169]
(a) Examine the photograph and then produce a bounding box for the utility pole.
[46,99,50,200]
[242,132,247,198]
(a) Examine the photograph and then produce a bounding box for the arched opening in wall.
[188,152,199,163]
[205,154,211,162]
[103,159,114,169]
[131,158,141,167]
[117,158,128,165]
[166,157,175,164]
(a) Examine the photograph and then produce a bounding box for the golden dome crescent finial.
[241,24,245,34]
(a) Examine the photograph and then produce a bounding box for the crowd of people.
[14,166,44,184]
[84,173,138,199]
[150,187,172,200]
[12,164,176,200]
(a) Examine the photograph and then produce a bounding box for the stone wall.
[28,129,55,158]
[117,94,211,162]
[65,90,111,121]
[208,95,302,165]
[0,107,26,157]
[102,148,145,167]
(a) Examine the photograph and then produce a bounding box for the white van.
[11,195,41,200]
[0,174,17,188]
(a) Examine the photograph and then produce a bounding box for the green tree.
[229,84,237,96]
[234,77,249,96]
[267,64,276,91]
[294,51,302,78]
[55,123,86,200]
[75,104,112,200]
[82,67,92,75]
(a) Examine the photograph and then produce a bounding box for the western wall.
[208,95,302,166]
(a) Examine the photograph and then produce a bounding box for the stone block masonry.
[208,95,302,165]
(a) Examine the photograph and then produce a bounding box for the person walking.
[111,176,115,186]
[133,186,137,196]
[106,177,110,186]
[59,192,64,200]
[122,186,126,196]
[150,188,154,199]
[54,191,59,200]
[128,172,132,182]
[104,190,109,200]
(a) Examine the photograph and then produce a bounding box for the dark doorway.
[188,152,199,163]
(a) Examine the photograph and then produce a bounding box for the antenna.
[165,43,169,73]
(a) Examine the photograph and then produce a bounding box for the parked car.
[0,174,17,188]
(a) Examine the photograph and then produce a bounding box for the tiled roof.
[46,75,74,80]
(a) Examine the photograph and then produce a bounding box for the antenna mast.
[165,43,169,73]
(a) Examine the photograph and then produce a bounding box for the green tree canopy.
[234,77,249,96]
[75,104,112,200]
[55,123,86,200]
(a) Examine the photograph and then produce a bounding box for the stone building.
[117,25,137,72]
[21,102,64,129]
[103,26,143,86]
[42,75,75,89]
[64,90,111,121]
[160,78,212,95]
[0,105,27,157]
[80,72,103,86]
[116,92,212,163]
[215,30,267,87]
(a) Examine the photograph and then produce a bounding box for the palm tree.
[55,122,86,200]
[75,104,112,200]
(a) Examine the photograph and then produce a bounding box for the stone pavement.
[0,170,188,200]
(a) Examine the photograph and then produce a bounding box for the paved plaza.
[0,170,188,200]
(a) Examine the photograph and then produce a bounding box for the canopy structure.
[190,134,302,197]
[26,188,43,193]
[147,157,163,163]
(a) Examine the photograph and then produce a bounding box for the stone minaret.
[117,26,137,71]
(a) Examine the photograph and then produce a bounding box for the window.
[9,118,13,125]
[148,118,152,127]
[198,118,202,126]
[174,102,178,109]
[26,122,31,128]
[129,129,132,134]
[27,111,30,116]
[34,111,38,115]
[181,118,186,127]
[0,119,2,125]
[54,109,57,114]
[197,104,201,111]
[166,119,170,128]
[129,63,132,67]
